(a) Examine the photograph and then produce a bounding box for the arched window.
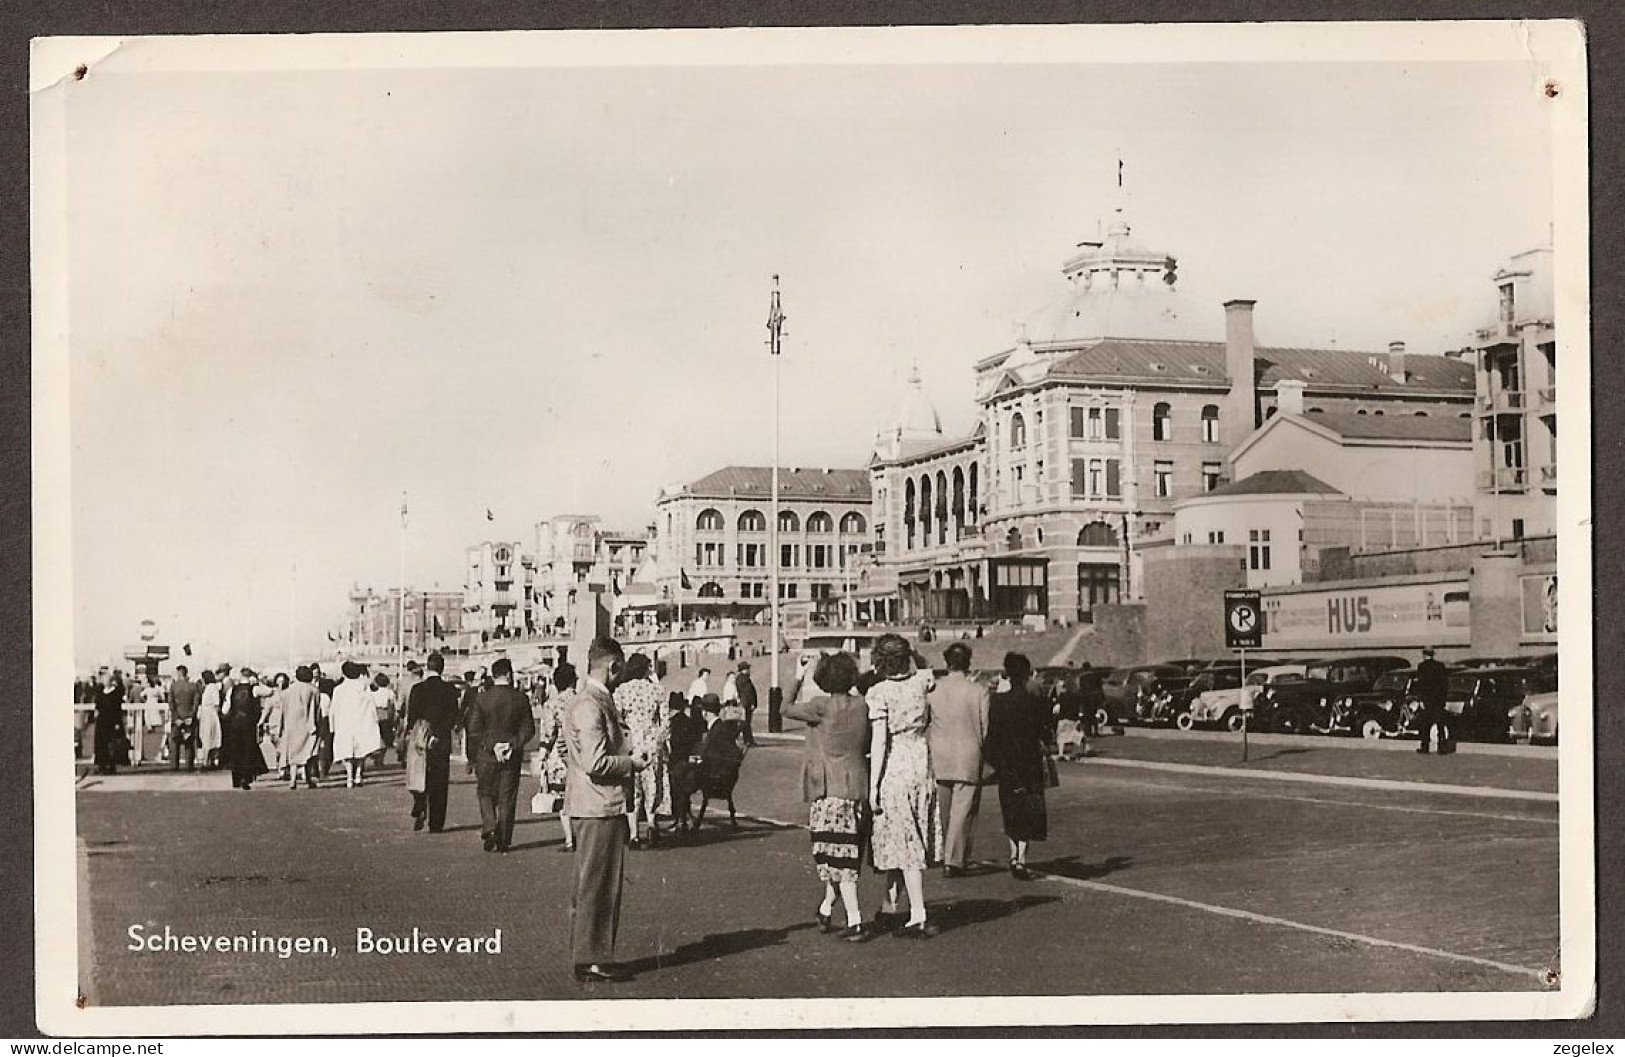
[904,479,917,548]
[737,509,766,532]
[1078,521,1120,547]
[698,582,724,598]
[1356,409,1369,416]
[806,511,833,533]
[696,508,724,532]
[1201,404,1220,443]
[934,470,949,544]
[1010,412,1027,447]
[968,463,979,524]
[1153,402,1173,441]
[951,466,966,537]
[1006,527,1022,551]
[573,521,593,540]
[1415,410,1429,417]
[777,510,800,533]
[839,512,866,534]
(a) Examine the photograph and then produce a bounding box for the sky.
[57,46,1559,668]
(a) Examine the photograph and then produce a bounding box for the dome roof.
[1023,284,1218,345]
[873,365,944,461]
[890,366,941,437]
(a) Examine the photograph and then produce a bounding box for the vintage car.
[1509,690,1559,744]
[1252,656,1412,734]
[1185,664,1308,732]
[1329,669,1424,740]
[1139,666,1241,728]
[1102,664,1187,709]
[1437,666,1556,743]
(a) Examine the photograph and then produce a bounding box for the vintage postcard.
[31,21,1592,1034]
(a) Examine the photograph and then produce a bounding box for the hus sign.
[1260,578,1470,650]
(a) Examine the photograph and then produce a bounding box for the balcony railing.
[1479,390,1526,412]
[1475,323,1519,344]
[1477,467,1528,491]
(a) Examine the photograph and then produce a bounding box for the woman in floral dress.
[535,662,576,850]
[614,652,670,847]
[865,633,942,938]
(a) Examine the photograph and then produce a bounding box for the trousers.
[411,750,451,831]
[476,759,523,848]
[570,816,629,966]
[938,781,982,869]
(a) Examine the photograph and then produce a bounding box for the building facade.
[868,205,1476,625]
[343,586,464,653]
[462,541,533,642]
[1472,245,1557,540]
[654,466,872,616]
[532,515,651,634]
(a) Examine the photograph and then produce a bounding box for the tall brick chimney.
[1223,299,1258,448]
[1388,340,1407,384]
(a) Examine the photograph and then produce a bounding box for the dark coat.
[986,687,1052,792]
[92,684,126,768]
[222,683,267,780]
[699,719,747,798]
[736,674,759,714]
[1415,658,1450,709]
[466,684,536,767]
[405,675,462,752]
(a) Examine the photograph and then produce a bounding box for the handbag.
[531,784,564,815]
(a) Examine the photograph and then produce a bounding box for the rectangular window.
[1182,533,1193,544]
[810,583,833,600]
[1036,459,1044,484]
[780,544,799,568]
[1154,460,1173,498]
[777,582,799,600]
[1207,531,1225,544]
[1248,529,1272,571]
[1070,407,1087,438]
[1104,407,1121,440]
[1088,459,1103,497]
[1071,458,1087,496]
[1203,462,1222,492]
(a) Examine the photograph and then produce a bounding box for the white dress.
[197,683,223,755]
[329,678,384,761]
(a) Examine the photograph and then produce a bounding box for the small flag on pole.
[401,492,408,528]
[680,568,692,590]
[486,508,494,522]
[182,643,192,657]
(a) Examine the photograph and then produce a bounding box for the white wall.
[1234,419,1474,504]
[1174,495,1307,588]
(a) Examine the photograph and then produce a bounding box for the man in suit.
[1413,646,1454,755]
[563,636,648,983]
[167,665,202,771]
[467,657,536,852]
[404,652,461,832]
[928,642,991,879]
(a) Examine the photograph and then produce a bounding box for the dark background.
[2,0,1617,1040]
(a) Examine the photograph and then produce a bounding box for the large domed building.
[863,202,1477,626]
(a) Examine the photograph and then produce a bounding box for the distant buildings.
[653,466,872,618]
[344,586,463,652]
[531,515,651,633]
[462,541,533,642]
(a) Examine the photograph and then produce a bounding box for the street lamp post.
[767,276,786,732]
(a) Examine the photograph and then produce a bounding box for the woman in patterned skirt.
[784,650,874,942]
[865,633,943,938]
[614,652,670,847]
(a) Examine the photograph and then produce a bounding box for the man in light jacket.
[563,636,648,983]
[927,642,991,879]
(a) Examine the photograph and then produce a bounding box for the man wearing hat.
[1413,647,1453,754]
[734,661,758,747]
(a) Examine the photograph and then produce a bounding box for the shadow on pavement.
[623,921,817,974]
[1249,747,1315,761]
[933,893,1060,934]
[1031,854,1133,882]
[662,824,779,849]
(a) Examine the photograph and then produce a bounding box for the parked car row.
[1119,653,1557,745]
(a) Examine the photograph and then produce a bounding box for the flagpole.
[767,275,785,732]
[398,491,407,674]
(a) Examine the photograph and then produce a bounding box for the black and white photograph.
[31,21,1592,1033]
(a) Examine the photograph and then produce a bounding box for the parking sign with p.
[1224,589,1263,650]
